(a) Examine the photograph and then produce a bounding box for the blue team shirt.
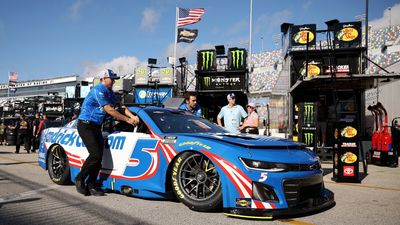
[179,103,202,117]
[217,104,247,133]
[78,83,118,125]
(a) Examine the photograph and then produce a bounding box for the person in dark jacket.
[31,113,41,153]
[15,114,31,154]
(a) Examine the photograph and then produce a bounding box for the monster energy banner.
[200,74,245,91]
[197,50,216,71]
[228,48,247,70]
[302,102,315,126]
[302,131,315,147]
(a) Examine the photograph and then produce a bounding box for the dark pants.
[76,121,104,188]
[16,133,30,153]
[31,136,40,151]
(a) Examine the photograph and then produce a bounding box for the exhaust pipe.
[121,186,133,195]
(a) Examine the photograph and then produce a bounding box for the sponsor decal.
[340,152,358,164]
[334,128,339,140]
[343,166,354,176]
[178,141,211,150]
[293,30,315,44]
[341,142,357,148]
[201,75,244,90]
[230,49,246,69]
[372,151,381,158]
[44,129,127,150]
[336,26,359,42]
[334,153,338,166]
[203,77,211,87]
[199,50,215,70]
[139,90,147,99]
[301,61,321,77]
[304,103,314,124]
[340,126,357,138]
[236,198,252,208]
[304,132,314,146]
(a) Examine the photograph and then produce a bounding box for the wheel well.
[45,144,63,170]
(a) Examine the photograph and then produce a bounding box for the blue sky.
[0,0,399,83]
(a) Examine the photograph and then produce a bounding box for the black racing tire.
[171,151,222,212]
[47,145,71,185]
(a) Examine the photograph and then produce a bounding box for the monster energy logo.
[304,132,314,146]
[201,51,215,70]
[203,77,211,87]
[304,103,314,124]
[231,49,245,69]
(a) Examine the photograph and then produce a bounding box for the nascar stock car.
[38,106,334,219]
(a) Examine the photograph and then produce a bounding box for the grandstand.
[0,75,78,100]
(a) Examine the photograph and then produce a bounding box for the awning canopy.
[290,73,400,93]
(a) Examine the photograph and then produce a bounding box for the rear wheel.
[47,145,71,185]
[171,152,222,211]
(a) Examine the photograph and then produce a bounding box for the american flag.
[177,8,205,27]
[9,71,18,82]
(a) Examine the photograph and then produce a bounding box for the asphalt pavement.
[0,145,399,225]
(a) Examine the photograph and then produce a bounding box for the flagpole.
[173,7,179,86]
[7,71,10,98]
[248,0,253,74]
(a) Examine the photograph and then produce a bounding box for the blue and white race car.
[38,106,334,219]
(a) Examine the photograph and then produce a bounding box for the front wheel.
[171,152,222,211]
[47,145,71,185]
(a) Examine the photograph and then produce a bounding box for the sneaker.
[88,187,105,196]
[75,178,87,195]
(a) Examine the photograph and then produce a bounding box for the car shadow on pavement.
[0,197,42,208]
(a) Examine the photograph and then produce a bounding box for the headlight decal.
[201,150,276,210]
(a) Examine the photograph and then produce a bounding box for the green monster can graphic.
[229,48,246,69]
[203,77,211,87]
[304,103,314,124]
[198,50,215,70]
[304,132,314,146]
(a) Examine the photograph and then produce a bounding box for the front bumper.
[223,189,335,219]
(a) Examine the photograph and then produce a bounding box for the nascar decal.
[201,150,275,209]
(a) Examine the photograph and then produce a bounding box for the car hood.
[178,133,305,149]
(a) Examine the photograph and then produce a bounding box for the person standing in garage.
[75,69,139,196]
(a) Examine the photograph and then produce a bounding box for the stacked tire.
[6,128,17,146]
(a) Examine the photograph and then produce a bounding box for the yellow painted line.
[0,156,40,168]
[279,219,316,225]
[325,180,400,192]
[224,213,272,220]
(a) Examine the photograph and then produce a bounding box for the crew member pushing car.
[75,69,139,196]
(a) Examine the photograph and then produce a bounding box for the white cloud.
[140,8,160,32]
[303,0,312,11]
[370,3,400,30]
[227,19,248,35]
[254,9,292,35]
[82,56,145,78]
[67,0,92,20]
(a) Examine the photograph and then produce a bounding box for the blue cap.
[227,93,235,100]
[98,69,120,80]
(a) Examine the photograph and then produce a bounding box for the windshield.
[145,109,227,133]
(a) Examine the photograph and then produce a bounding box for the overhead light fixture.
[325,19,340,30]
[179,57,187,64]
[148,58,157,65]
[215,45,225,55]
